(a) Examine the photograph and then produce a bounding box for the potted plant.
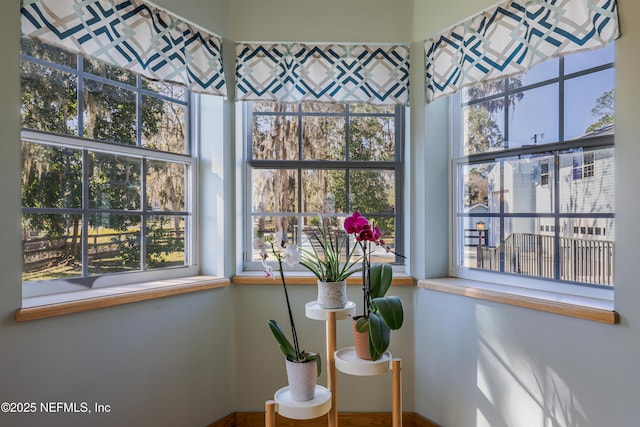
[255,235,322,402]
[344,212,404,361]
[299,216,362,309]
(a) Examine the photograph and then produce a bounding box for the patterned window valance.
[424,0,619,102]
[21,0,227,96]
[235,43,410,106]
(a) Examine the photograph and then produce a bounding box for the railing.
[478,233,614,286]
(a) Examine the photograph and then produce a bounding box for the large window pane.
[251,215,297,261]
[252,115,299,160]
[507,84,559,148]
[559,148,614,214]
[22,214,83,282]
[21,142,82,209]
[146,215,186,269]
[461,162,492,213]
[302,169,346,213]
[349,170,395,214]
[349,116,395,161]
[88,152,141,210]
[141,95,187,154]
[21,61,78,135]
[559,217,614,285]
[83,80,137,145]
[146,160,186,211]
[88,214,141,275]
[251,169,298,213]
[463,101,505,155]
[564,68,615,140]
[302,116,345,160]
[503,155,554,213]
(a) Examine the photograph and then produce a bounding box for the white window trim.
[21,92,199,299]
[240,101,408,274]
[448,92,614,304]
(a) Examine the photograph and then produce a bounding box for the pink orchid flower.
[344,211,369,234]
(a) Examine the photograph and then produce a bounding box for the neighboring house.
[486,144,614,244]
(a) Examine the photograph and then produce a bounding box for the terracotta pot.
[285,358,317,402]
[352,317,372,360]
[317,280,347,309]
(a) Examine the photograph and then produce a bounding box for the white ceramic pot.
[285,358,317,401]
[317,280,347,309]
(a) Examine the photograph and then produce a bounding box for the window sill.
[232,271,415,286]
[417,277,618,324]
[16,275,230,322]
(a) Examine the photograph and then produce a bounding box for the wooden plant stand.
[265,301,402,427]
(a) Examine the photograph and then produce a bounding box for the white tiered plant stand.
[265,385,331,427]
[334,347,403,427]
[305,301,356,427]
[265,300,402,427]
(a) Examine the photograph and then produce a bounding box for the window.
[573,152,596,180]
[21,38,196,295]
[245,102,404,268]
[452,44,614,288]
[540,161,550,186]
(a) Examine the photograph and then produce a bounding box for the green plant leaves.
[267,319,298,361]
[355,316,370,333]
[372,296,404,330]
[299,217,363,282]
[369,263,392,298]
[367,312,390,361]
[268,320,322,377]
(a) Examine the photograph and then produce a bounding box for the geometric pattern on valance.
[21,0,227,96]
[236,43,410,105]
[424,0,619,102]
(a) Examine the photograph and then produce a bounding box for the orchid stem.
[271,240,301,360]
[278,256,300,358]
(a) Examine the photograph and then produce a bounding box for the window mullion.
[553,153,561,280]
[77,54,85,137]
[137,75,143,148]
[81,149,89,277]
[499,159,505,273]
[559,57,566,142]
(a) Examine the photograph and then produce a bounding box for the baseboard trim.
[209,411,439,427]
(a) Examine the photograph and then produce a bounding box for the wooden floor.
[210,411,439,427]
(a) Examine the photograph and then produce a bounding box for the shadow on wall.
[475,305,590,427]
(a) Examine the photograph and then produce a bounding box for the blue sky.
[505,43,615,147]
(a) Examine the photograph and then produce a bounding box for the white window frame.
[241,101,406,273]
[449,54,615,302]
[20,42,199,299]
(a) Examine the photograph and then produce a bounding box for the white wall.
[0,1,235,426]
[230,0,412,43]
[413,1,640,426]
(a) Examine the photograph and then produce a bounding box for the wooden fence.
[23,229,183,272]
